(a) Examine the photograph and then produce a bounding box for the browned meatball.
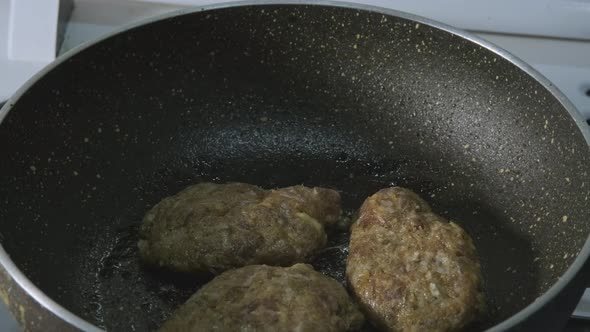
[159,264,364,332]
[138,182,341,274]
[346,187,485,332]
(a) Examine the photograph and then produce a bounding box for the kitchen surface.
[0,0,589,331]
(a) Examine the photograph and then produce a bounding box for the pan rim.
[0,1,589,331]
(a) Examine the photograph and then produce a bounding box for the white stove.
[0,0,589,330]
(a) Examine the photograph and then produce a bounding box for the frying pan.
[0,2,589,331]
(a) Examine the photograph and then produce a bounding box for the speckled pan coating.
[0,3,588,332]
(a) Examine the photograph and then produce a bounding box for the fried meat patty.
[159,264,364,332]
[139,182,340,274]
[346,187,485,332]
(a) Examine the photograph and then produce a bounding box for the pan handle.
[571,259,590,320]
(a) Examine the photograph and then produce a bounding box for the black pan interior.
[0,5,589,331]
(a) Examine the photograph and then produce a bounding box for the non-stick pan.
[0,2,589,332]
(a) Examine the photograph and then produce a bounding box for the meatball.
[159,264,364,332]
[346,187,485,332]
[138,182,341,274]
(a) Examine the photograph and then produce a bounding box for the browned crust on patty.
[159,264,364,332]
[346,187,485,332]
[139,182,341,274]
